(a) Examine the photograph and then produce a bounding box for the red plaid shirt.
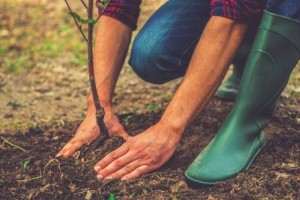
[98,0,266,30]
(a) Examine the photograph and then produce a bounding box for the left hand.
[94,122,182,180]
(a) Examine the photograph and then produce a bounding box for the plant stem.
[80,0,88,9]
[65,0,88,42]
[87,0,109,141]
[1,136,27,152]
[95,0,112,22]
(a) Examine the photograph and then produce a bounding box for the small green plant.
[108,193,115,200]
[7,101,22,110]
[23,160,30,171]
[124,115,134,125]
[147,102,158,112]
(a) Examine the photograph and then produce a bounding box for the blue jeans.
[267,0,300,21]
[129,0,300,84]
[129,0,210,84]
[129,0,255,84]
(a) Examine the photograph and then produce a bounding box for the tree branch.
[80,0,88,9]
[95,0,112,22]
[65,0,88,42]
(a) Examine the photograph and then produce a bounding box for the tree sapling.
[64,0,111,145]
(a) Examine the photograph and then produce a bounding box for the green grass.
[0,1,87,74]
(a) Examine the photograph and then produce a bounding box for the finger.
[62,141,83,158]
[56,142,72,157]
[96,151,136,179]
[100,159,141,180]
[121,165,151,180]
[57,140,83,158]
[94,143,129,170]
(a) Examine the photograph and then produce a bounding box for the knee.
[129,32,169,84]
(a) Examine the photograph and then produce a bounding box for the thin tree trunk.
[87,0,109,142]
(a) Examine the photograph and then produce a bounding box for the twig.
[75,189,96,195]
[43,158,62,175]
[95,0,112,22]
[80,0,88,9]
[65,0,88,42]
[16,175,43,183]
[1,136,27,152]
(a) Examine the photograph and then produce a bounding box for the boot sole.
[185,132,266,186]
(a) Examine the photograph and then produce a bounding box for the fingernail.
[55,153,61,157]
[105,176,113,180]
[94,165,101,172]
[97,174,103,180]
[121,177,127,181]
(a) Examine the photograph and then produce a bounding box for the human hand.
[56,106,127,158]
[94,122,182,180]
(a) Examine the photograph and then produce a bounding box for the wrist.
[87,99,112,115]
[157,117,186,141]
[88,92,112,108]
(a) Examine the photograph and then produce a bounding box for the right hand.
[56,106,127,158]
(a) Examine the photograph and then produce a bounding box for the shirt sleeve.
[210,0,267,24]
[97,0,142,30]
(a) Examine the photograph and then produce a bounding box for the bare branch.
[65,0,88,42]
[80,0,88,9]
[95,0,112,22]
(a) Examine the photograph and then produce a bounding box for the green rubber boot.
[185,10,300,185]
[215,29,255,101]
[215,64,242,101]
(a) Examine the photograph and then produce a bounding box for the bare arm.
[88,16,132,110]
[57,16,132,158]
[95,16,248,180]
[160,16,248,134]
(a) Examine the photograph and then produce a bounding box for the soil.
[1,98,300,200]
[1,0,300,199]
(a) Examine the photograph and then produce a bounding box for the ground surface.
[0,0,300,199]
[1,98,300,199]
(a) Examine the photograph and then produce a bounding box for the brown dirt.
[1,0,300,199]
[1,98,299,200]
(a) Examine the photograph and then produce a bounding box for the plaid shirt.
[98,0,266,30]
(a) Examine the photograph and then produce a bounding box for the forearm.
[87,16,132,111]
[160,16,248,134]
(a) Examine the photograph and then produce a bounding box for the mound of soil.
[1,98,299,199]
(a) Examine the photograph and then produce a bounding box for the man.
[57,0,266,181]
[186,1,300,185]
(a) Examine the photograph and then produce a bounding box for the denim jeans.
[267,0,300,21]
[129,0,211,84]
[129,0,300,84]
